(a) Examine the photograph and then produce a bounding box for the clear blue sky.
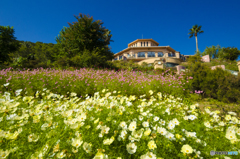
[1,0,240,60]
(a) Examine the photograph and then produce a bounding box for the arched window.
[158,52,164,57]
[138,52,145,57]
[148,52,155,57]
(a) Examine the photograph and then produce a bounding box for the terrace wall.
[238,61,240,72]
[211,65,225,70]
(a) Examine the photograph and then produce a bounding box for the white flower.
[165,108,170,114]
[227,125,236,133]
[28,133,39,142]
[204,121,212,128]
[139,115,144,121]
[183,116,189,120]
[103,136,114,145]
[128,121,137,132]
[236,128,240,135]
[196,139,201,143]
[126,142,137,154]
[83,142,92,153]
[93,152,108,159]
[157,127,167,135]
[226,132,237,141]
[190,105,196,110]
[186,131,197,138]
[167,121,175,130]
[219,121,225,126]
[159,119,165,125]
[140,151,157,159]
[119,122,127,129]
[142,121,149,128]
[3,83,9,87]
[101,125,110,134]
[166,133,175,140]
[172,118,179,125]
[153,116,159,122]
[225,115,231,121]
[228,111,237,116]
[57,151,66,158]
[96,125,101,130]
[149,90,153,95]
[132,129,143,139]
[72,138,83,148]
[188,115,197,120]
[41,123,50,131]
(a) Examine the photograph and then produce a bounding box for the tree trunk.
[195,35,199,53]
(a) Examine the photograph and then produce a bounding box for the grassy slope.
[111,59,240,118]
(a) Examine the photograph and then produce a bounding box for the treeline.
[201,45,240,61]
[0,13,115,70]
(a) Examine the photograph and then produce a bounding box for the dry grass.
[194,98,240,118]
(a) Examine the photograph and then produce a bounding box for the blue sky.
[1,0,240,60]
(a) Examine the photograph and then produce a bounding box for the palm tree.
[188,25,204,53]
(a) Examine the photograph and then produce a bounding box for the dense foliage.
[202,45,240,61]
[55,13,114,68]
[0,26,20,65]
[185,62,240,103]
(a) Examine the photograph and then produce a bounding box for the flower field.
[0,68,239,159]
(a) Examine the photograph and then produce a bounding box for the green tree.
[202,45,221,60]
[187,54,202,64]
[55,13,114,68]
[188,25,204,53]
[0,26,20,64]
[218,47,240,61]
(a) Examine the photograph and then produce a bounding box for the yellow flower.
[175,134,181,139]
[148,140,157,150]
[93,152,105,159]
[94,118,99,124]
[181,144,193,154]
[144,129,151,136]
[225,115,231,121]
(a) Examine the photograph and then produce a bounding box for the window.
[141,42,142,46]
[165,63,179,67]
[158,52,164,57]
[119,56,123,60]
[144,42,145,46]
[114,57,118,60]
[168,52,176,57]
[148,52,155,57]
[138,52,145,57]
[147,42,148,46]
[127,54,130,57]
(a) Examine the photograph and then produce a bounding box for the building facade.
[113,39,186,69]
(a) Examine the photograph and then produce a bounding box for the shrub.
[185,62,240,103]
